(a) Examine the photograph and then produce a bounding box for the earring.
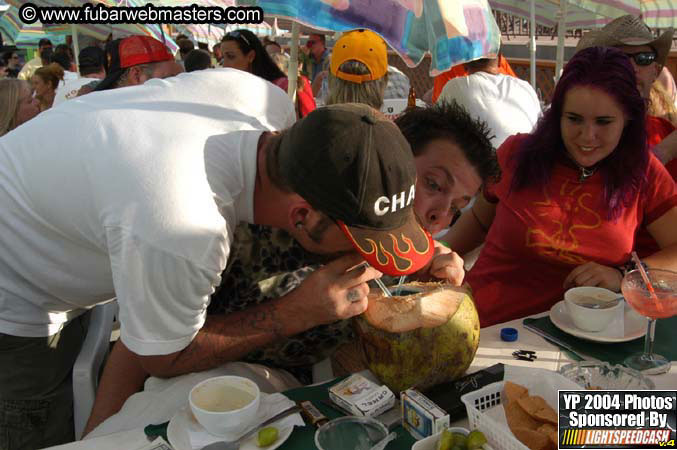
[295,221,303,230]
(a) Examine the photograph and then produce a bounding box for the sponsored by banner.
[559,391,676,449]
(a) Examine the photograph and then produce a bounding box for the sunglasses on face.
[624,51,657,66]
[306,40,318,48]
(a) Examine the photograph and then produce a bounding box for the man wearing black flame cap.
[85,103,462,433]
[277,102,435,275]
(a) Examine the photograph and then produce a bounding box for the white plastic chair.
[72,300,118,440]
[70,298,332,439]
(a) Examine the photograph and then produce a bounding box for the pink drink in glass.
[621,269,677,375]
[623,285,677,319]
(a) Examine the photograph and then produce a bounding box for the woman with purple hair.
[442,46,677,327]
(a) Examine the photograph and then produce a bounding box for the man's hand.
[563,261,623,292]
[411,240,465,286]
[292,253,382,326]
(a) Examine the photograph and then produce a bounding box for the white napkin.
[187,393,305,449]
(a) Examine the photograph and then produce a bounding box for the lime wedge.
[438,428,454,450]
[467,430,488,449]
[256,426,279,447]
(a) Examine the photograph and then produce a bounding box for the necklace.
[564,153,597,182]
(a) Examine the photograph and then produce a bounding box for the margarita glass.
[621,269,677,375]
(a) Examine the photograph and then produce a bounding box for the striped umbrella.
[568,0,677,28]
[235,0,502,76]
[0,5,68,46]
[490,0,613,29]
[173,22,273,49]
[173,23,225,48]
[6,0,178,52]
[223,22,274,36]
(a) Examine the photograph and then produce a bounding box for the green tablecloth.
[523,315,677,365]
[280,378,415,450]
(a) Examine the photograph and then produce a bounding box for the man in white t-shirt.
[0,68,296,449]
[53,46,106,106]
[0,70,452,447]
[437,55,542,148]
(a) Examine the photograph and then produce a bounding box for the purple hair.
[510,46,648,220]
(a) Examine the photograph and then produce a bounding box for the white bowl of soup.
[189,375,261,438]
[564,287,623,332]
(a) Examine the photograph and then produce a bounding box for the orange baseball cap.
[330,29,388,84]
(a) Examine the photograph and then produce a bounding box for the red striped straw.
[631,251,664,314]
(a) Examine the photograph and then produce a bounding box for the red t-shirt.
[466,134,677,327]
[272,76,317,118]
[635,116,677,257]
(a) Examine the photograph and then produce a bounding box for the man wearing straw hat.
[576,15,677,257]
[576,15,677,171]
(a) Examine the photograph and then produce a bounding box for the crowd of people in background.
[0,15,676,450]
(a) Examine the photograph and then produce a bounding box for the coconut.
[354,281,480,393]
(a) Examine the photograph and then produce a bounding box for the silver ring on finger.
[347,289,362,303]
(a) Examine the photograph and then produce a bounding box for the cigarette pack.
[328,374,395,417]
[422,363,505,422]
[401,389,450,440]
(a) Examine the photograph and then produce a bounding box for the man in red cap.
[92,35,183,91]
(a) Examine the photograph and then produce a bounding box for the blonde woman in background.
[32,63,64,111]
[0,78,40,136]
[270,52,316,117]
[649,80,677,126]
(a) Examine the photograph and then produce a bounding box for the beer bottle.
[407,86,417,110]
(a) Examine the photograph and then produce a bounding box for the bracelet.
[616,260,649,277]
[470,207,489,233]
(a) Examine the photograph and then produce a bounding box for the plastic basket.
[460,381,529,450]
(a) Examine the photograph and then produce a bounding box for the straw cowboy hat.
[576,15,674,68]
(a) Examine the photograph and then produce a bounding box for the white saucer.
[167,406,294,450]
[549,300,646,343]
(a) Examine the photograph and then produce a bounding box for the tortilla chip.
[504,382,559,450]
[504,380,529,405]
[505,399,542,430]
[512,427,551,450]
[537,423,558,447]
[518,395,558,425]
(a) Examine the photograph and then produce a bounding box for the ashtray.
[315,416,389,450]
[558,361,655,390]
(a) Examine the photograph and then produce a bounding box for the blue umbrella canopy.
[236,0,501,75]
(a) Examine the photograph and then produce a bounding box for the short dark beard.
[306,214,333,244]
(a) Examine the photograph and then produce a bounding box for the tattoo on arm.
[169,301,287,375]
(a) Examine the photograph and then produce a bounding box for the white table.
[45,313,677,450]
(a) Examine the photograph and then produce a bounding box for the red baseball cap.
[94,35,173,91]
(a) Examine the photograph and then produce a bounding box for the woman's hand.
[563,261,623,292]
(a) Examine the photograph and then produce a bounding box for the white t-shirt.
[53,76,100,106]
[0,69,295,356]
[438,72,542,148]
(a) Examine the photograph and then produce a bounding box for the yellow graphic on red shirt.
[526,180,601,264]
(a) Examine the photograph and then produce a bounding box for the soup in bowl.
[189,375,261,438]
[564,286,623,332]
